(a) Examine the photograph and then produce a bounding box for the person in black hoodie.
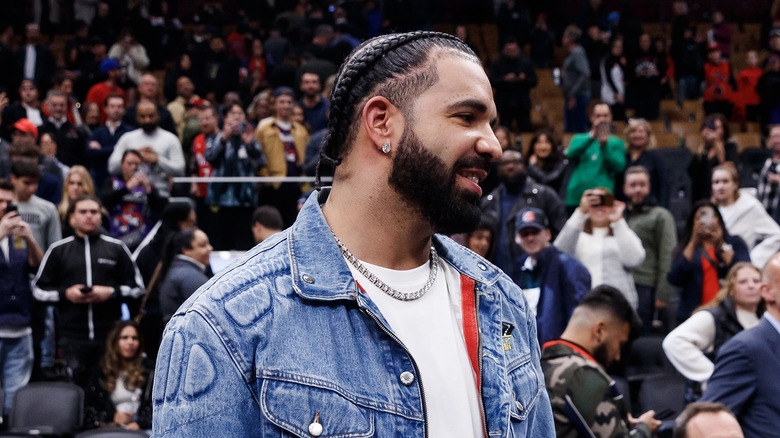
[672,24,705,104]
[628,33,665,120]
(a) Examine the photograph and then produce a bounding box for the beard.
[388,124,489,235]
[141,123,157,134]
[499,171,527,193]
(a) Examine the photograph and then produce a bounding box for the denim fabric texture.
[153,193,555,437]
[0,334,34,414]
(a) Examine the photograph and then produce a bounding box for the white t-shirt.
[345,256,484,438]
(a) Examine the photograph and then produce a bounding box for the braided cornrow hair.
[315,31,480,189]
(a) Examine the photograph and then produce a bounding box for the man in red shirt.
[85,58,127,125]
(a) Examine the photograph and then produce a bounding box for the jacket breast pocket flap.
[507,354,542,422]
[261,378,375,438]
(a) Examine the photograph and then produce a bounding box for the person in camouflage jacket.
[541,286,660,437]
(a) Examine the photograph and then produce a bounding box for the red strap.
[460,274,481,391]
[542,339,598,364]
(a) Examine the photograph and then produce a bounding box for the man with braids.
[153,31,555,437]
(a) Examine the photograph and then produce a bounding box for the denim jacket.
[152,193,555,437]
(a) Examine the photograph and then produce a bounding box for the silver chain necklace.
[333,233,439,301]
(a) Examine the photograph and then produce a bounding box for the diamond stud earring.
[381,143,391,154]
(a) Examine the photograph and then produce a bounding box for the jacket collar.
[289,192,504,301]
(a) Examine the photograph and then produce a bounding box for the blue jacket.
[667,235,750,321]
[701,316,780,438]
[0,236,34,327]
[153,193,555,437]
[513,246,591,345]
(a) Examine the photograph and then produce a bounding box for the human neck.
[735,301,759,314]
[559,327,594,357]
[302,94,319,107]
[322,180,434,270]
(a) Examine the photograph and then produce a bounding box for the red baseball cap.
[13,118,38,139]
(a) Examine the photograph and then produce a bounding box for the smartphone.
[593,193,614,207]
[699,208,715,226]
[5,203,17,214]
[80,286,92,294]
[704,117,717,131]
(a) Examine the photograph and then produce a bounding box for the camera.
[593,193,614,207]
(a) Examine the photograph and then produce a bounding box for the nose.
[477,127,502,162]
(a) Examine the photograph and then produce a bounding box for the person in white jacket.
[554,187,645,308]
[712,162,780,268]
[662,262,763,389]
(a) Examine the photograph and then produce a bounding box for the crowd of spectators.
[1,0,780,436]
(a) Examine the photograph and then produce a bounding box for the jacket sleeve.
[662,311,717,382]
[603,138,627,175]
[204,134,225,166]
[31,244,64,302]
[655,210,678,301]
[107,135,128,176]
[118,242,145,299]
[566,134,593,161]
[611,219,645,268]
[566,367,640,438]
[153,311,266,436]
[700,336,756,416]
[155,138,186,177]
[667,252,696,287]
[553,209,586,256]
[564,256,591,317]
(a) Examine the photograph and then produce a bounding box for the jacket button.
[302,274,315,284]
[399,371,415,386]
[308,412,322,436]
[477,263,487,271]
[308,421,323,436]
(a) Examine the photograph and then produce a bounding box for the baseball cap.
[515,208,548,233]
[706,41,720,51]
[273,86,295,98]
[12,118,38,139]
[99,58,121,74]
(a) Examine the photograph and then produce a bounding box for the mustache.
[454,155,491,174]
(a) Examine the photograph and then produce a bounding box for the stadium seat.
[737,147,771,188]
[7,382,84,437]
[654,147,693,237]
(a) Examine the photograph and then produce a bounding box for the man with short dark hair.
[481,149,565,277]
[298,70,329,132]
[0,178,43,415]
[108,101,185,197]
[123,73,177,135]
[32,195,144,386]
[623,165,677,332]
[1,80,43,140]
[489,38,537,132]
[154,31,555,437]
[673,402,743,438]
[251,205,283,244]
[255,86,310,225]
[700,252,780,438]
[561,25,591,133]
[513,207,590,344]
[86,93,134,187]
[14,23,56,94]
[542,286,661,437]
[9,159,60,251]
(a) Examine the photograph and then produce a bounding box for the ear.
[361,96,402,153]
[591,320,606,344]
[760,283,773,304]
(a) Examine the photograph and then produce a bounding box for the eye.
[455,113,475,123]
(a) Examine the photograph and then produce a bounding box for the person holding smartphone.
[668,201,751,322]
[564,103,627,214]
[554,187,645,309]
[688,113,739,202]
[0,178,43,416]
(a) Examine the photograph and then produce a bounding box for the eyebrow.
[447,98,499,128]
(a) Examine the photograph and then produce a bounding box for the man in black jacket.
[489,38,537,132]
[481,150,565,277]
[32,195,144,387]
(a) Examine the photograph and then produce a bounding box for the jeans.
[677,76,701,103]
[0,334,34,414]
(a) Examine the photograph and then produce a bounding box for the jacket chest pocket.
[261,378,375,438]
[507,353,543,422]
